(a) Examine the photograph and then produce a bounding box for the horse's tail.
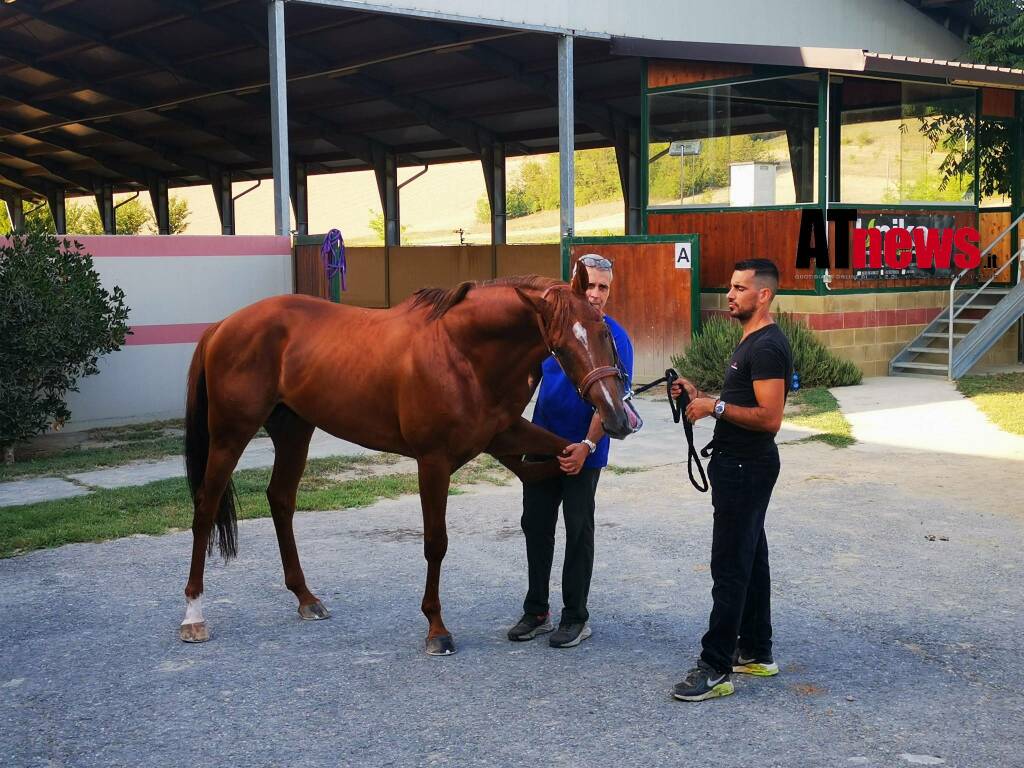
[184,322,238,560]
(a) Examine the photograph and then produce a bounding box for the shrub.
[0,232,131,462]
[671,312,862,392]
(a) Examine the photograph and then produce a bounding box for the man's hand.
[685,397,716,423]
[670,377,699,402]
[558,443,589,475]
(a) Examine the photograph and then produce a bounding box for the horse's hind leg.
[417,455,456,656]
[181,435,250,643]
[264,406,327,620]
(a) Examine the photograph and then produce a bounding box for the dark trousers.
[521,468,601,624]
[701,446,780,674]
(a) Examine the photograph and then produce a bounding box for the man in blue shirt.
[507,255,634,648]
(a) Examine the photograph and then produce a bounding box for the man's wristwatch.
[712,399,726,420]
[581,438,597,454]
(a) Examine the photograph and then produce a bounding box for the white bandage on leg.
[181,596,205,626]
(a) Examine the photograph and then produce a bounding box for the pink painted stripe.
[125,323,212,345]
[55,235,291,258]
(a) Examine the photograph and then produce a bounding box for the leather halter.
[531,286,622,400]
[577,365,622,397]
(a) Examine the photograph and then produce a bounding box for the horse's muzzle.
[604,395,642,440]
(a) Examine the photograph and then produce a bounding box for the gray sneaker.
[548,621,592,648]
[507,612,553,641]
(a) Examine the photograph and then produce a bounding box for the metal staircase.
[890,211,1024,379]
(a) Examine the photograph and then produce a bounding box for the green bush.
[0,232,131,462]
[671,312,862,392]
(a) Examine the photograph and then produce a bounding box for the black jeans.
[700,446,780,674]
[521,468,601,624]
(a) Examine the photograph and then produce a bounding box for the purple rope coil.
[320,228,347,291]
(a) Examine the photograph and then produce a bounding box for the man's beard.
[730,305,754,322]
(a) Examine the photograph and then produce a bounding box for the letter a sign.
[674,242,692,269]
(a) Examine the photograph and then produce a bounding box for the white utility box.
[729,162,777,206]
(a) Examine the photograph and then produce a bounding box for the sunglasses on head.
[578,255,613,270]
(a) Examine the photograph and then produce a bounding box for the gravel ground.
[2,434,1022,767]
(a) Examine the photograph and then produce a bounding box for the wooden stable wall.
[293,241,560,307]
[647,59,753,89]
[568,240,697,381]
[648,209,806,291]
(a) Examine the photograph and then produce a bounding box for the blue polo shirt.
[531,314,633,469]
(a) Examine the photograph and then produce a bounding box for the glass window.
[834,77,976,205]
[978,117,1012,208]
[647,74,820,208]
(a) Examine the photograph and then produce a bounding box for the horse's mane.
[410,275,564,321]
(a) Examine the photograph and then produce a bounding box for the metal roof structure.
[0,0,639,202]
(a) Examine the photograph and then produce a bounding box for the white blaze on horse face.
[181,596,205,626]
[572,321,589,350]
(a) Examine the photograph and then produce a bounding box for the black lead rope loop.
[630,368,709,493]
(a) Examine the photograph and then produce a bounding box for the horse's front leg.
[417,455,456,656]
[486,417,572,483]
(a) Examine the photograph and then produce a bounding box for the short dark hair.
[734,258,779,293]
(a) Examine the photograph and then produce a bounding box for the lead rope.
[631,369,710,493]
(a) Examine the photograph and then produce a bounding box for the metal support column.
[268,0,291,237]
[94,182,115,234]
[290,160,308,236]
[481,143,506,245]
[46,186,66,234]
[615,120,641,235]
[557,35,575,241]
[1,188,23,231]
[374,149,401,246]
[212,170,235,235]
[148,176,169,235]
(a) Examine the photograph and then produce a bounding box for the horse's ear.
[570,262,589,295]
[515,286,551,322]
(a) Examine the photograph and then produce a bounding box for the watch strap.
[581,438,597,454]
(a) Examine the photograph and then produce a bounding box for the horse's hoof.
[298,601,330,620]
[425,634,456,656]
[179,622,209,643]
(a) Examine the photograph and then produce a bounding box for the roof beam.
[383,16,628,139]
[0,65,272,170]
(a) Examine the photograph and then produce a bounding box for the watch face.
[715,401,725,415]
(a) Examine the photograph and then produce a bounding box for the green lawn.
[786,387,856,448]
[0,454,511,558]
[957,373,1024,436]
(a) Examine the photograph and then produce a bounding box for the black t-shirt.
[712,323,793,458]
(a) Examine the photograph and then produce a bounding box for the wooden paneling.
[982,88,1015,118]
[980,209,1013,284]
[388,245,493,305]
[568,241,694,381]
[293,244,388,307]
[648,209,806,290]
[495,244,561,278]
[647,59,753,90]
[339,247,388,307]
[293,243,328,299]
[826,210,978,290]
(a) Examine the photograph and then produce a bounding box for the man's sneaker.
[548,621,592,648]
[507,613,553,641]
[731,650,779,677]
[672,660,735,702]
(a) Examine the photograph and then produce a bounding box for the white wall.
[306,0,968,59]
[62,236,293,430]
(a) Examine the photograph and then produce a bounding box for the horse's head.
[516,272,637,440]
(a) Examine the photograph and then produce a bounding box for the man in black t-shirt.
[670,258,793,702]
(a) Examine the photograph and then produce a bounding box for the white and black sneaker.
[548,621,592,648]
[672,660,735,702]
[507,612,553,641]
[731,649,779,677]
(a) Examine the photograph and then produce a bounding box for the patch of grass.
[957,373,1024,436]
[605,465,645,475]
[786,387,856,448]
[0,421,267,483]
[0,455,512,558]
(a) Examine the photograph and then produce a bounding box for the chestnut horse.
[179,272,632,654]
